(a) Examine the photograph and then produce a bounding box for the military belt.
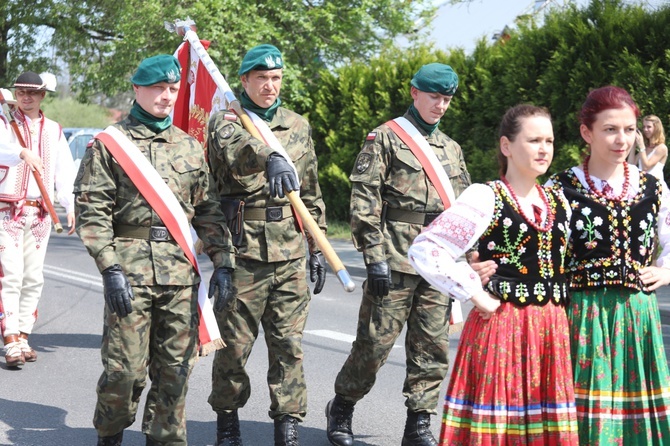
[243,205,292,222]
[385,207,441,226]
[113,224,173,242]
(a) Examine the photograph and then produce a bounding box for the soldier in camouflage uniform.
[74,55,235,446]
[325,64,471,446]
[206,44,327,446]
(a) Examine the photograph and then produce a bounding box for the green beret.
[238,44,284,76]
[131,55,181,86]
[410,63,458,96]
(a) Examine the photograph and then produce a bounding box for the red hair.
[579,86,640,129]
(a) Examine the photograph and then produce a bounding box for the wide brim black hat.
[13,71,47,91]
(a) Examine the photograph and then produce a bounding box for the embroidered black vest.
[478,181,570,307]
[552,169,661,291]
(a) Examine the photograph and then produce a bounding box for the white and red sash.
[96,126,224,356]
[385,117,463,326]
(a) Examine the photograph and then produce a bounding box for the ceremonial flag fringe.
[172,40,226,145]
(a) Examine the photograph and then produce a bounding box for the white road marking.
[304,329,401,348]
[43,265,102,288]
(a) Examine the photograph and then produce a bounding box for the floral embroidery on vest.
[478,181,570,307]
[552,169,661,291]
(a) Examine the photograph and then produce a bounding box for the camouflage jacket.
[74,116,234,286]
[350,110,471,274]
[207,107,326,262]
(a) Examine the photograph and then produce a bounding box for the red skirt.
[440,302,579,445]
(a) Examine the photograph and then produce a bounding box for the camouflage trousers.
[209,257,310,420]
[94,284,199,445]
[334,271,452,414]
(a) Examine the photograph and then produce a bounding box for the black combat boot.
[274,415,299,446]
[401,411,437,446]
[216,410,243,446]
[325,396,355,446]
[97,431,123,446]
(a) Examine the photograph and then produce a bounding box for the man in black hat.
[74,54,235,446]
[0,71,77,369]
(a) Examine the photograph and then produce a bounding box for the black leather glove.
[309,252,327,295]
[101,264,134,318]
[266,153,299,198]
[366,261,391,297]
[209,267,234,312]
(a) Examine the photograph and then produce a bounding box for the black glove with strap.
[309,251,327,295]
[366,261,391,297]
[209,267,235,312]
[266,153,299,198]
[101,264,134,318]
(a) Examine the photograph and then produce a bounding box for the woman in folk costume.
[408,104,579,445]
[549,86,670,444]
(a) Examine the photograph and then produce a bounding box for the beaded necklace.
[582,155,630,201]
[500,176,554,233]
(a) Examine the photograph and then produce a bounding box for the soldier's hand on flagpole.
[309,251,327,294]
[19,148,43,173]
[209,267,235,312]
[266,153,299,198]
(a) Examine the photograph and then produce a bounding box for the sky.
[420,0,589,53]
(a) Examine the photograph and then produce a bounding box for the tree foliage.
[309,0,670,220]
[2,0,435,107]
[41,97,114,128]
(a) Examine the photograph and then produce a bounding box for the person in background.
[75,54,235,446]
[0,72,76,369]
[325,63,471,446]
[409,104,578,445]
[627,114,667,180]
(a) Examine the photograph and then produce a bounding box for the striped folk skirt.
[440,301,578,445]
[569,288,670,445]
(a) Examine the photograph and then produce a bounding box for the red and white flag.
[172,41,226,145]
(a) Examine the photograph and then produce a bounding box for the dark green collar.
[408,104,439,136]
[239,91,281,122]
[129,102,172,133]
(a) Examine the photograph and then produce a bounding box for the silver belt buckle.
[149,226,170,241]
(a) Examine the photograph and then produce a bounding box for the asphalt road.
[2,232,670,446]
[0,232,457,446]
